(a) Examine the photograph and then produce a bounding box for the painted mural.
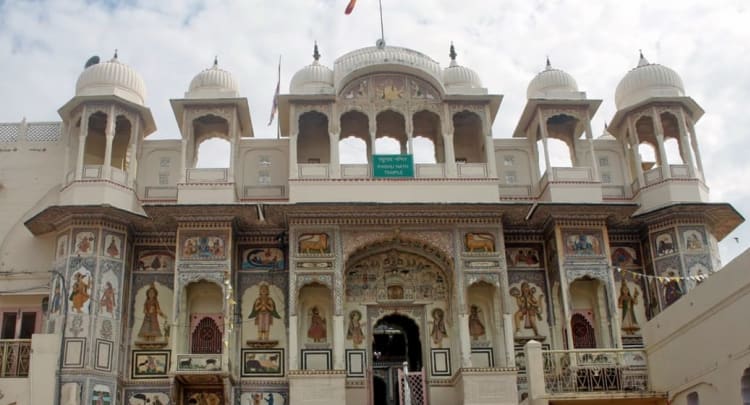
[243,283,285,345]
[241,392,286,405]
[69,266,92,314]
[132,281,173,348]
[345,250,448,302]
[611,246,640,267]
[616,278,642,334]
[655,256,684,306]
[135,250,175,272]
[74,231,96,257]
[91,384,111,405]
[298,233,330,254]
[346,310,365,348]
[463,232,495,253]
[468,304,487,341]
[103,234,122,259]
[307,306,327,343]
[685,254,712,290]
[563,231,603,256]
[680,226,707,252]
[184,390,223,405]
[181,233,226,260]
[430,308,448,347]
[508,271,549,339]
[50,276,63,315]
[506,245,543,268]
[241,247,284,270]
[97,270,118,318]
[57,234,69,260]
[126,392,170,405]
[653,230,678,257]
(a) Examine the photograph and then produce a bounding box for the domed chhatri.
[75,51,147,106]
[615,51,685,110]
[186,57,240,99]
[526,58,580,99]
[442,43,483,93]
[290,42,334,95]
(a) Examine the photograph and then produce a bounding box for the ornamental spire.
[313,41,320,62]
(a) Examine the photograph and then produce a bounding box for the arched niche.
[568,277,610,348]
[111,115,132,170]
[83,111,107,165]
[131,281,174,348]
[453,111,484,163]
[376,110,407,154]
[298,283,332,349]
[339,110,370,164]
[183,280,224,354]
[412,110,442,163]
[297,111,330,164]
[191,114,230,168]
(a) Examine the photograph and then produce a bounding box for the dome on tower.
[442,44,483,92]
[75,52,147,106]
[615,52,685,110]
[186,59,239,98]
[290,43,334,94]
[527,59,579,99]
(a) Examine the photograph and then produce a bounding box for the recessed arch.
[453,110,484,163]
[298,111,330,164]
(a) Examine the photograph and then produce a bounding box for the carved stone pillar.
[75,106,89,181]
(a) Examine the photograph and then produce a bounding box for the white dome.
[186,61,239,98]
[290,46,335,94]
[334,44,444,91]
[527,60,579,99]
[75,55,146,106]
[443,60,482,90]
[615,53,685,110]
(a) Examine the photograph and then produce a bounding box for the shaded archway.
[372,314,422,405]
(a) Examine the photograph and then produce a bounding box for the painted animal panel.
[654,231,677,257]
[241,247,285,270]
[298,233,330,254]
[464,232,495,253]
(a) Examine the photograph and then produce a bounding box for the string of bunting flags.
[615,266,710,284]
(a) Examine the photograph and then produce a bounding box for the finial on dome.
[313,41,320,62]
[545,56,552,70]
[213,55,218,67]
[113,49,118,60]
[449,42,457,61]
[638,49,649,67]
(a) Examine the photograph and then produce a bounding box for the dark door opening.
[372,314,422,405]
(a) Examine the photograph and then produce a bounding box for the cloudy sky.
[0,0,747,262]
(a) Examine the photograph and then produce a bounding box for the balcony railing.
[542,348,649,394]
[0,339,31,378]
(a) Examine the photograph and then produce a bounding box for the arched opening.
[372,314,422,405]
[195,138,230,168]
[452,111,484,163]
[570,313,596,349]
[547,138,573,168]
[83,112,107,165]
[664,137,684,165]
[742,367,750,404]
[412,110,442,163]
[185,281,223,354]
[568,278,610,348]
[192,114,230,168]
[111,115,132,170]
[298,111,330,164]
[635,116,658,168]
[340,110,370,164]
[376,110,407,154]
[638,142,657,170]
[687,391,699,405]
[375,136,401,155]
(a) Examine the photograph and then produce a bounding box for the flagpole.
[378,0,385,45]
[277,55,281,139]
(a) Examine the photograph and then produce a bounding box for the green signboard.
[372,154,414,178]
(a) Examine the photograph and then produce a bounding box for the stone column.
[537,111,553,181]
[289,133,299,179]
[180,113,190,183]
[626,116,646,188]
[228,111,238,183]
[686,120,705,182]
[330,131,341,178]
[333,314,345,370]
[677,110,698,179]
[524,340,547,403]
[102,105,116,180]
[652,108,670,180]
[127,117,140,188]
[503,313,515,367]
[443,132,457,177]
[584,111,599,180]
[458,313,473,367]
[289,315,299,370]
[75,106,89,180]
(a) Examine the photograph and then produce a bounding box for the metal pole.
[378,0,385,45]
[49,270,68,405]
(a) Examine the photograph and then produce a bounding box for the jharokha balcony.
[523,341,668,404]
[0,339,31,378]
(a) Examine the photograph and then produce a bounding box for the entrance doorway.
[372,314,422,405]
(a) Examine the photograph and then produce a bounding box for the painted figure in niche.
[70,271,91,313]
[183,239,198,256]
[347,310,364,347]
[567,234,601,255]
[508,248,540,267]
[664,271,684,306]
[611,247,638,267]
[50,281,62,314]
[99,281,116,315]
[464,233,495,253]
[430,308,447,345]
[684,231,704,251]
[307,306,327,342]
[105,235,120,258]
[617,279,640,333]
[510,282,544,336]
[75,232,95,256]
[57,236,68,259]
[468,305,486,340]
[248,284,281,341]
[138,283,166,341]
[656,234,675,256]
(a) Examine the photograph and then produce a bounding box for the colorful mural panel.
[181,232,227,260]
[241,247,285,270]
[563,230,603,256]
[506,244,543,268]
[135,249,175,272]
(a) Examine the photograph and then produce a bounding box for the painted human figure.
[106,237,119,257]
[76,234,92,255]
[50,284,62,314]
[265,393,275,405]
[307,306,327,342]
[69,272,90,313]
[664,271,684,306]
[468,305,486,340]
[248,284,280,341]
[430,308,447,345]
[617,279,640,333]
[511,282,544,336]
[99,281,116,315]
[347,310,364,347]
[138,283,166,340]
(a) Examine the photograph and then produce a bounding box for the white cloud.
[0,0,748,261]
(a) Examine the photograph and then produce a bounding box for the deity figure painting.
[565,233,602,256]
[99,281,116,316]
[182,236,225,260]
[75,231,96,257]
[307,306,327,343]
[617,279,640,334]
[430,308,447,346]
[56,235,68,259]
[663,271,684,306]
[468,305,486,340]
[683,230,705,252]
[346,310,364,347]
[510,282,544,337]
[104,234,122,259]
[138,283,167,341]
[247,283,281,341]
[69,268,92,313]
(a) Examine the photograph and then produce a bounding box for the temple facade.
[0,41,743,405]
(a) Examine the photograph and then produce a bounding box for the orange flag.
[345,0,356,14]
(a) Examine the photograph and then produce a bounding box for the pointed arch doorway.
[372,314,422,405]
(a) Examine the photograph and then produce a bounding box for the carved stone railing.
[79,165,129,186]
[643,167,663,185]
[456,162,487,178]
[541,348,649,394]
[186,168,229,183]
[0,339,31,378]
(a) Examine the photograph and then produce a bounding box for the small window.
[599,157,609,167]
[505,171,517,184]
[504,155,515,166]
[160,157,170,168]
[259,155,271,167]
[456,158,467,164]
[687,391,699,405]
[601,173,612,184]
[158,174,169,185]
[0,310,39,339]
